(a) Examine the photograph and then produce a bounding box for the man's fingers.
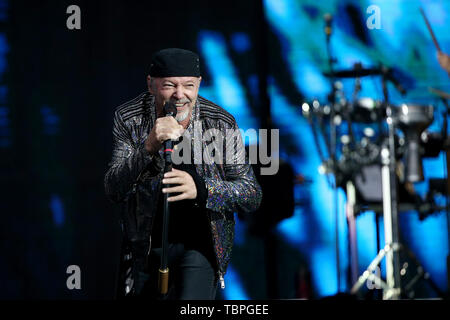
[162,177,183,185]
[164,168,184,178]
[163,171,179,178]
[161,169,195,201]
[161,130,183,141]
[167,193,188,202]
[169,133,181,140]
[162,185,186,194]
[155,118,185,142]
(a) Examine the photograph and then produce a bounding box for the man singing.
[104,48,262,299]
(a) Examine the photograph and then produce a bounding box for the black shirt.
[151,162,209,250]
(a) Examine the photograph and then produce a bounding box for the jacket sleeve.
[104,110,158,203]
[203,122,262,214]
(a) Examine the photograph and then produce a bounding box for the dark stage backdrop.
[1,0,449,300]
[0,0,269,299]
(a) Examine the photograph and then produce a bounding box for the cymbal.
[323,67,382,78]
[429,87,450,100]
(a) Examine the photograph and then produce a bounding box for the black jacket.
[104,92,262,296]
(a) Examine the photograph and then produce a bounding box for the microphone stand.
[324,16,342,294]
[158,103,177,296]
[158,149,172,296]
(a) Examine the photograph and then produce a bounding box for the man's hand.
[162,168,197,202]
[438,51,450,74]
[145,116,184,155]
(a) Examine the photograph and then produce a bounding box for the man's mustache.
[172,98,191,104]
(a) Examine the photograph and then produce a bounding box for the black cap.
[149,48,201,77]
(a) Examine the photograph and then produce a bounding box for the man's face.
[148,76,201,126]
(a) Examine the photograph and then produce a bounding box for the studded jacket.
[104,92,262,297]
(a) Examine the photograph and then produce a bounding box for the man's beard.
[157,97,193,122]
[173,98,193,122]
[175,108,190,122]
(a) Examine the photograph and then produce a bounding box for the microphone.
[164,101,177,117]
[163,102,178,163]
[324,13,333,39]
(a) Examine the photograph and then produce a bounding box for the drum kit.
[300,8,450,299]
[302,61,450,299]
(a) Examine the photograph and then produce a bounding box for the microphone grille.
[164,102,177,117]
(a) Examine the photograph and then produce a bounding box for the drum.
[350,98,384,123]
[396,104,434,182]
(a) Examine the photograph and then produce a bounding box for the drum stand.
[350,102,444,299]
[350,108,402,298]
[348,65,403,299]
